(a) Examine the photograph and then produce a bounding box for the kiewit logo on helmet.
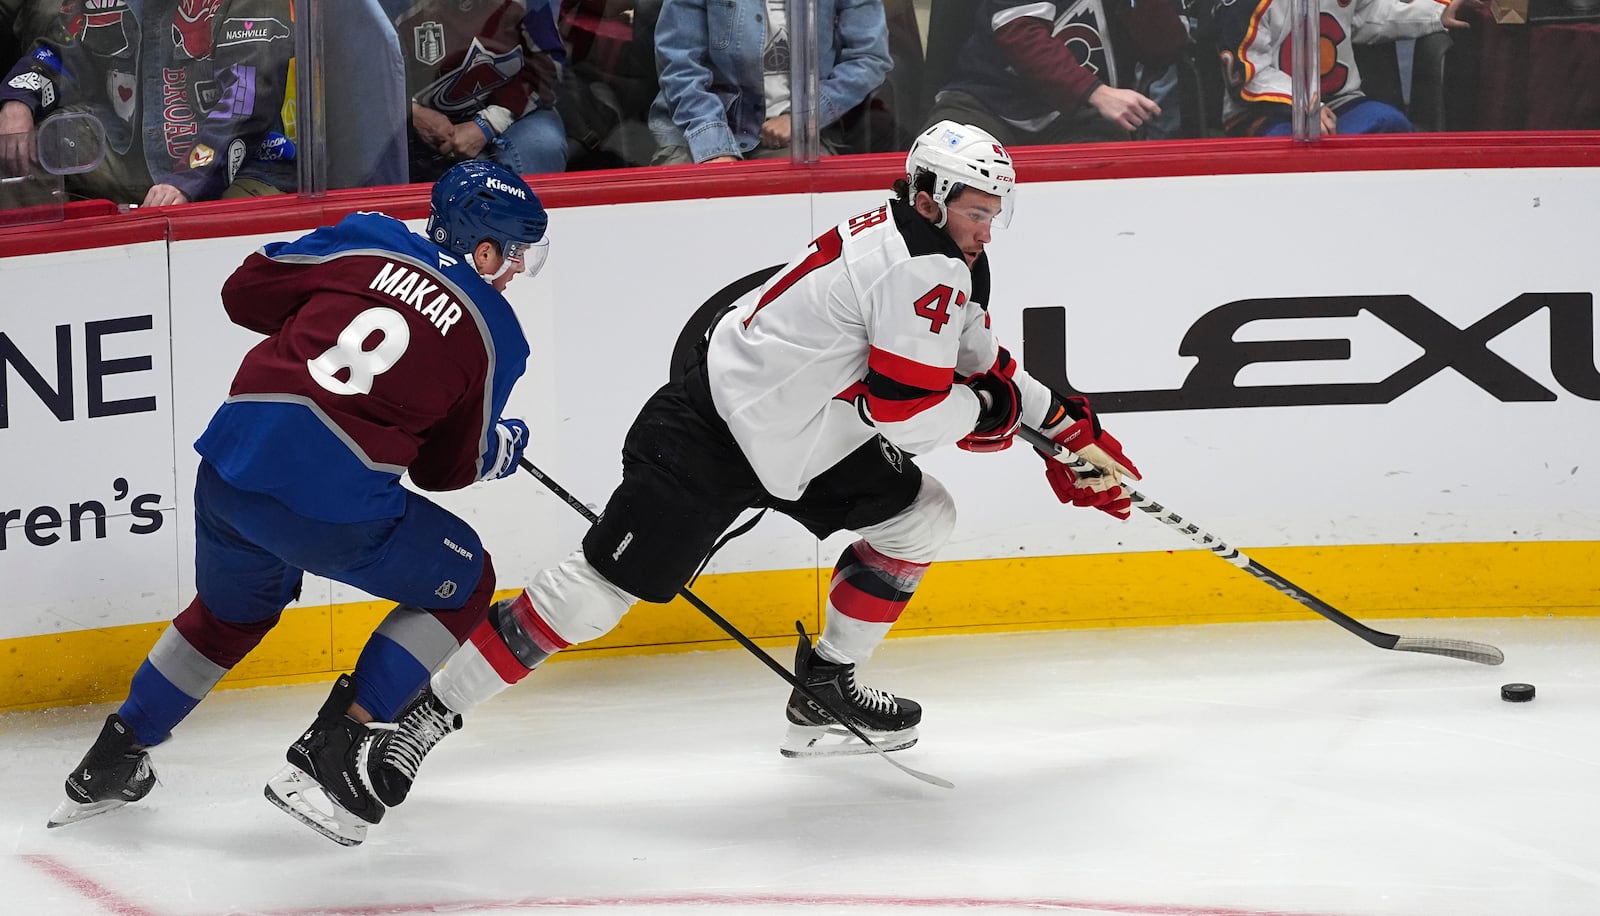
[487,177,527,199]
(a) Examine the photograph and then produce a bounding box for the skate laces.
[381,698,459,780]
[844,670,898,714]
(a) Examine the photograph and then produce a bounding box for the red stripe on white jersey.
[867,345,955,393]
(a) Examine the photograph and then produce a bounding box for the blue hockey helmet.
[426,161,550,276]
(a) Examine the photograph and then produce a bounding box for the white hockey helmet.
[905,120,1016,229]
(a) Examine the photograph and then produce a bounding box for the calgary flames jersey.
[1216,0,1446,129]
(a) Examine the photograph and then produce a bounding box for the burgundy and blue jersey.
[941,0,1186,127]
[195,211,530,523]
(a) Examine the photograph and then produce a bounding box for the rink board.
[5,540,1597,712]
[2,154,1598,711]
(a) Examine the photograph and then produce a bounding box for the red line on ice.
[22,854,159,916]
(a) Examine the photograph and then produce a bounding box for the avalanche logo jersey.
[1053,0,1117,88]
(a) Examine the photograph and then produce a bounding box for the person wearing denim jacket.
[647,0,892,164]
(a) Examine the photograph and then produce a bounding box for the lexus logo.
[1023,293,1600,412]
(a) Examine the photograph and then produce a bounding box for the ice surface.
[4,617,1597,916]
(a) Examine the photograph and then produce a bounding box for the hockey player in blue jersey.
[48,161,550,847]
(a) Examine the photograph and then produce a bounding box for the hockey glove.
[1037,394,1141,520]
[957,370,1023,452]
[484,418,528,481]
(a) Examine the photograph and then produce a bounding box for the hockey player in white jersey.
[315,121,1143,838]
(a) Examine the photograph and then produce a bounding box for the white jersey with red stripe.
[706,198,1053,501]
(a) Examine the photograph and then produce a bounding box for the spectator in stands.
[924,0,1187,145]
[0,0,56,185]
[1215,0,1449,135]
[647,0,893,165]
[0,0,298,206]
[393,0,570,182]
[553,0,661,169]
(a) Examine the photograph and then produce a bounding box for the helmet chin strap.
[933,180,966,229]
[477,251,519,287]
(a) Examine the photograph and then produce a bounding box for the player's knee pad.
[853,475,956,565]
[524,547,639,645]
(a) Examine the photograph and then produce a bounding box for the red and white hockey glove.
[1037,394,1141,520]
[957,369,1024,452]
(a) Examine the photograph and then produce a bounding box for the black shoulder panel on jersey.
[890,199,965,262]
[969,252,992,310]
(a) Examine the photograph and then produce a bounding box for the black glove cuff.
[1053,391,1102,437]
[970,373,1020,434]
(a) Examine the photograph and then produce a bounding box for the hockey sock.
[350,563,499,721]
[118,597,278,746]
[432,589,570,714]
[815,540,928,666]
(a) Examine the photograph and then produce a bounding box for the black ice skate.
[46,713,157,828]
[360,687,463,808]
[781,624,921,758]
[264,674,386,846]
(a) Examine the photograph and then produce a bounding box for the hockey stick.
[1016,427,1505,666]
[516,457,954,789]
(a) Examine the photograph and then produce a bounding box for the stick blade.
[888,757,955,789]
[1391,637,1505,666]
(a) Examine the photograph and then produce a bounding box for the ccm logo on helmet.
[486,177,527,199]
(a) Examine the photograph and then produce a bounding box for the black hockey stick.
[1017,427,1505,666]
[516,456,954,789]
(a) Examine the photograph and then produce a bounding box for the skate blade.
[779,722,918,758]
[46,797,129,828]
[263,764,368,847]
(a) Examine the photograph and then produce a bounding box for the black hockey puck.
[1500,683,1536,703]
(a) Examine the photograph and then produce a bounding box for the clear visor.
[503,236,551,277]
[944,189,1014,229]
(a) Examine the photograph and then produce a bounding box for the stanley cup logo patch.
[82,0,133,56]
[414,21,446,66]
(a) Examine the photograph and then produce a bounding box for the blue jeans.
[489,108,569,175]
[1262,98,1414,136]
